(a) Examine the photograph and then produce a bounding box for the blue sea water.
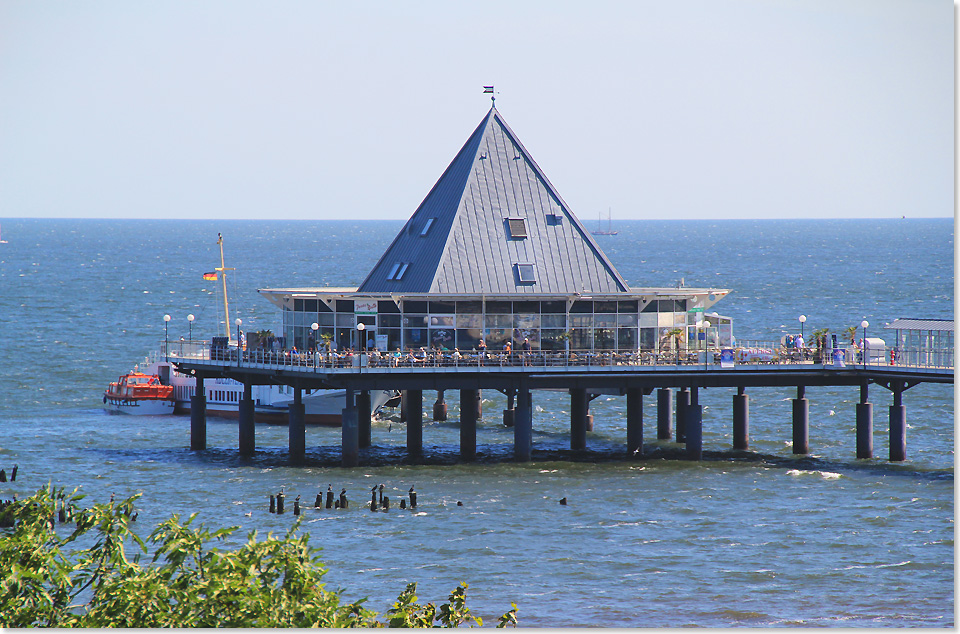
[0,217,953,627]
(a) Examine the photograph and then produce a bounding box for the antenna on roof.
[483,85,495,107]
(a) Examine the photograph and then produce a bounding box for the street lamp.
[235,318,242,365]
[187,314,195,342]
[311,322,319,368]
[163,314,171,360]
[798,314,806,340]
[356,323,365,372]
[861,319,869,366]
[702,319,711,369]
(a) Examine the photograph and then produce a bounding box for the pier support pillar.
[686,387,703,460]
[792,385,809,455]
[239,383,255,456]
[433,390,448,421]
[289,388,305,462]
[406,389,423,459]
[399,390,409,422]
[570,388,588,451]
[476,389,483,420]
[856,383,873,460]
[889,382,906,462]
[514,388,532,462]
[459,389,479,461]
[626,388,643,457]
[503,389,516,427]
[341,389,358,467]
[657,387,673,440]
[357,390,372,449]
[733,386,749,450]
[190,376,206,451]
[676,387,690,443]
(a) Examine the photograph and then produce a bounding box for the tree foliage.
[0,486,518,628]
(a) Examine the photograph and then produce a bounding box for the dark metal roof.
[357,107,630,294]
[884,318,954,331]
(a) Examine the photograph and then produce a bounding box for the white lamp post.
[702,319,711,369]
[235,318,242,366]
[311,322,320,367]
[187,314,195,341]
[357,323,365,371]
[861,319,869,366]
[163,314,171,360]
[798,314,806,340]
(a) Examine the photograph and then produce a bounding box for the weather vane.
[483,85,497,106]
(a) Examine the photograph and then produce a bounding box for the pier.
[169,106,952,468]
[172,343,952,467]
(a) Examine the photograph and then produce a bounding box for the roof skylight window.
[507,218,528,239]
[387,262,410,281]
[546,213,563,226]
[516,263,536,284]
[421,218,435,236]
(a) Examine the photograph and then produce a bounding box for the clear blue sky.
[0,0,953,220]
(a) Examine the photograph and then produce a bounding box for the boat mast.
[216,233,235,342]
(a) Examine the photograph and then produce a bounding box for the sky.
[0,0,953,220]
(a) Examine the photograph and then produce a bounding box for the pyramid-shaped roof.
[357,107,630,295]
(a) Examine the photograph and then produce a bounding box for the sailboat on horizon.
[591,208,618,236]
[0,223,7,243]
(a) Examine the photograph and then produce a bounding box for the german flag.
[203,271,217,281]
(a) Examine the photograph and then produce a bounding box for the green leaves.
[0,487,518,628]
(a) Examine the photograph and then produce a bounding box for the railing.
[164,341,954,372]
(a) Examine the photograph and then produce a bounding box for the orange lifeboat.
[103,371,175,415]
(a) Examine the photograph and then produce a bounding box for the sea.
[0,218,953,627]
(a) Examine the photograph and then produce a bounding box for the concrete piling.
[358,390,372,449]
[626,388,643,456]
[269,495,276,513]
[889,383,906,462]
[407,389,423,459]
[676,387,690,443]
[514,388,533,461]
[409,486,417,509]
[733,387,749,450]
[277,491,285,514]
[315,492,322,508]
[293,496,301,516]
[190,376,206,451]
[570,388,588,451]
[339,488,348,508]
[10,465,16,481]
[657,387,673,440]
[856,383,873,459]
[370,488,378,511]
[341,389,359,467]
[792,385,809,455]
[686,387,703,460]
[325,485,334,509]
[459,389,479,461]
[239,384,255,456]
[503,389,516,427]
[433,390,448,421]
[289,388,306,462]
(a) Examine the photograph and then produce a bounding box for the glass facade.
[280,295,728,355]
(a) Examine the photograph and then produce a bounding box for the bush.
[0,485,517,628]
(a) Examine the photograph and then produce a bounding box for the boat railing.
[166,340,954,372]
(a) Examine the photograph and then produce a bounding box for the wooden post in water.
[190,375,207,451]
[239,383,255,456]
[514,387,533,461]
[676,387,690,443]
[626,388,643,456]
[856,382,873,459]
[357,390,372,449]
[733,386,749,450]
[792,385,809,454]
[657,387,673,440]
[686,387,703,460]
[459,389,478,461]
[289,387,305,462]
[406,389,423,459]
[341,389,358,467]
[570,388,588,451]
[889,381,906,461]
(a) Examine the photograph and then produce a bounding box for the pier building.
[171,106,953,467]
